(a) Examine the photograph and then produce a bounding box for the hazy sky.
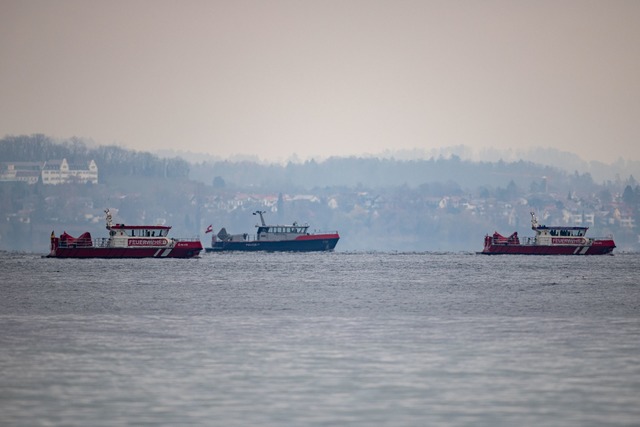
[2,0,639,163]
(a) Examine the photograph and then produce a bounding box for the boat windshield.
[547,228,586,237]
[124,228,168,237]
[258,226,308,234]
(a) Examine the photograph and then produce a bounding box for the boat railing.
[58,237,110,248]
[93,238,111,248]
[221,233,283,242]
[58,236,200,248]
[489,235,525,245]
[490,235,612,246]
[313,229,339,235]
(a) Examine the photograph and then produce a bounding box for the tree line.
[0,134,190,179]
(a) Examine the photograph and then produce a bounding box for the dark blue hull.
[206,237,339,252]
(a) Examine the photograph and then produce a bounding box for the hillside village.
[1,136,639,253]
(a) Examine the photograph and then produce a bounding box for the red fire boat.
[48,209,203,258]
[480,212,616,255]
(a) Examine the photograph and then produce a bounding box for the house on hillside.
[0,159,99,185]
[0,162,42,184]
[41,159,98,185]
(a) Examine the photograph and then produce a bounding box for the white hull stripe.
[580,246,589,255]
[160,248,172,257]
[573,247,580,254]
[153,249,163,257]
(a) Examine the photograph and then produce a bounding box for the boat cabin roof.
[110,224,171,230]
[536,225,588,231]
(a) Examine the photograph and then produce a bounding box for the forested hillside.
[0,134,190,179]
[190,156,564,192]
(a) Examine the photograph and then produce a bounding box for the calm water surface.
[1,252,639,426]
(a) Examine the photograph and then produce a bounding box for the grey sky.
[1,0,639,163]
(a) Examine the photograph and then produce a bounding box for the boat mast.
[253,210,267,226]
[530,211,539,229]
[105,208,113,230]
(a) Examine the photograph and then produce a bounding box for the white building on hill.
[42,159,98,185]
[0,162,42,184]
[0,159,98,185]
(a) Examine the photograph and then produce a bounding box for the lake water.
[1,251,639,426]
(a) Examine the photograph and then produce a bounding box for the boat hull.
[480,240,616,255]
[48,242,203,258]
[206,234,339,252]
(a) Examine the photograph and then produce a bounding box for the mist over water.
[1,252,639,426]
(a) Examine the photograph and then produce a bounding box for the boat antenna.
[530,211,538,229]
[105,208,113,229]
[253,210,266,226]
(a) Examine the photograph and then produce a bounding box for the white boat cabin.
[109,224,170,238]
[534,226,587,237]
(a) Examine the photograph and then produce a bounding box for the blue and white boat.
[206,210,340,252]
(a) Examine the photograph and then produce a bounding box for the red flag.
[205,224,213,234]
